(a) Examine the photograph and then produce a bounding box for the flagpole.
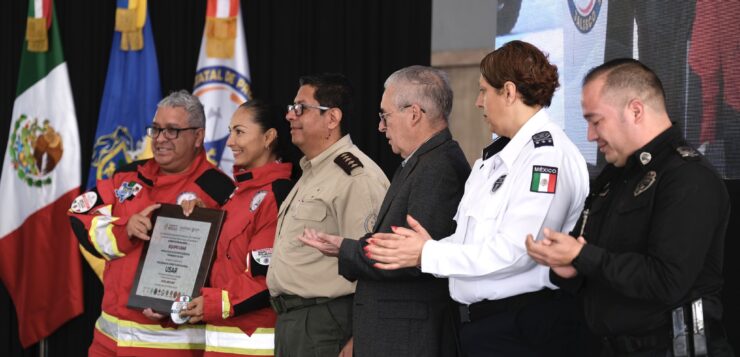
[38,338,48,357]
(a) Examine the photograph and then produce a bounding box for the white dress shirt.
[421,109,589,305]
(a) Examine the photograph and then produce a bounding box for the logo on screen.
[568,0,602,33]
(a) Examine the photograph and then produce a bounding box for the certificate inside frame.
[127,203,225,314]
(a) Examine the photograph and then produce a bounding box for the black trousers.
[459,292,590,357]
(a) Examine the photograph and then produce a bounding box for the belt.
[270,294,345,314]
[603,326,671,354]
[458,288,556,323]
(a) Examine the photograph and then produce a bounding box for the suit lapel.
[373,129,452,231]
[374,164,407,229]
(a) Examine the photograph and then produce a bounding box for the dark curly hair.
[480,40,559,108]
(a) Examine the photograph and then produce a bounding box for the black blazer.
[338,129,470,357]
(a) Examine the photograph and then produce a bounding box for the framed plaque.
[127,203,225,314]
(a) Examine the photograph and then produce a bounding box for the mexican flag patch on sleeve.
[530,165,558,193]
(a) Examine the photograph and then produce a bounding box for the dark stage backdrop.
[0,0,430,355]
[2,1,740,356]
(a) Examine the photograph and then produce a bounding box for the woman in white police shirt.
[366,40,590,357]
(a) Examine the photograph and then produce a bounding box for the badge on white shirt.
[530,166,558,194]
[491,175,507,193]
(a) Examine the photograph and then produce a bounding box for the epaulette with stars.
[334,152,364,175]
[532,131,554,148]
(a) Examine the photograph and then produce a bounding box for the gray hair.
[384,65,453,121]
[157,90,206,128]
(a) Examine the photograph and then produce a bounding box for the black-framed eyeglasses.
[378,104,425,125]
[146,126,200,140]
[287,103,331,117]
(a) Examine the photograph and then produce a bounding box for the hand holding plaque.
[127,203,225,314]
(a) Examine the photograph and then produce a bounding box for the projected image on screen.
[496,0,740,179]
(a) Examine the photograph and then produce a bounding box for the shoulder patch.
[248,248,272,277]
[114,159,148,174]
[195,169,236,206]
[634,171,657,196]
[676,146,700,161]
[530,165,558,194]
[251,248,273,266]
[271,179,293,208]
[491,174,507,193]
[532,131,554,148]
[70,189,103,213]
[334,152,364,175]
[364,213,377,233]
[115,182,143,202]
[250,190,268,212]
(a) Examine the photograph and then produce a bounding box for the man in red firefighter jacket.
[69,91,234,356]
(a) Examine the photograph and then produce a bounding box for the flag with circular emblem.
[0,0,83,348]
[194,0,252,178]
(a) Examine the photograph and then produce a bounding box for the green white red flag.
[0,0,84,347]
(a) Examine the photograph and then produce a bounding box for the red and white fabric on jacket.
[68,152,234,357]
[201,161,292,356]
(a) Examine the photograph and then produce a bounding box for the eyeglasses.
[146,126,200,140]
[378,105,425,125]
[286,103,331,116]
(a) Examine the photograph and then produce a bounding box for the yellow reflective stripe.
[96,311,206,350]
[120,341,206,350]
[118,319,205,350]
[205,326,274,355]
[89,210,123,259]
[95,312,119,341]
[221,290,231,319]
[96,205,112,216]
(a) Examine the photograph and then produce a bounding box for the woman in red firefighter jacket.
[68,92,235,357]
[179,99,294,356]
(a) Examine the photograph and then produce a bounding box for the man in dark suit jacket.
[300,65,470,357]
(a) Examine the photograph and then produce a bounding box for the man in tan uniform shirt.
[267,73,389,357]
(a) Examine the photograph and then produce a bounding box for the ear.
[264,128,278,149]
[503,81,518,104]
[409,104,423,126]
[194,127,205,148]
[626,98,645,124]
[326,108,342,131]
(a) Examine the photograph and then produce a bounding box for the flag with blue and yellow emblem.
[87,0,160,189]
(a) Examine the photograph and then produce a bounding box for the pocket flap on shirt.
[292,200,327,222]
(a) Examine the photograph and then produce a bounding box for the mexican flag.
[0,0,83,348]
[530,165,558,194]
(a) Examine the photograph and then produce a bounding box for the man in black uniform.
[526,59,734,356]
